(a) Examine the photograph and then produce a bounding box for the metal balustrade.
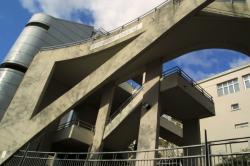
[162,66,214,102]
[108,66,213,124]
[57,119,95,132]
[4,136,250,166]
[39,0,183,51]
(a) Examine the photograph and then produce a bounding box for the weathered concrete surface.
[90,84,115,153]
[161,73,214,120]
[103,89,143,139]
[53,125,94,145]
[159,116,183,141]
[183,119,201,156]
[104,72,214,150]
[205,1,250,18]
[0,0,217,164]
[136,61,162,163]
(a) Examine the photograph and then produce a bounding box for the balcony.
[103,67,214,149]
[160,67,215,120]
[52,119,95,150]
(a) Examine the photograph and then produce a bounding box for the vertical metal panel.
[0,68,24,120]
[0,13,94,121]
[3,14,52,67]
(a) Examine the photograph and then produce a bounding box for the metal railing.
[57,119,95,132]
[108,66,213,124]
[4,136,250,166]
[109,87,143,122]
[208,137,250,166]
[3,145,206,166]
[162,66,214,102]
[39,0,183,51]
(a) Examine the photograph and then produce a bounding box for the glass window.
[243,74,250,89]
[217,78,240,96]
[217,88,223,96]
[231,103,240,111]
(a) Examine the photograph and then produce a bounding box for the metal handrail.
[14,136,250,156]
[57,119,95,132]
[208,136,250,144]
[109,87,143,122]
[162,66,214,102]
[39,0,178,51]
[5,136,250,166]
[108,66,213,123]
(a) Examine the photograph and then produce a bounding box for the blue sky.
[0,0,250,81]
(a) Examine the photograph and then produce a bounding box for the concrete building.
[199,63,250,152]
[0,0,250,165]
[0,13,94,120]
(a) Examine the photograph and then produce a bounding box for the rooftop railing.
[162,66,214,102]
[40,0,182,51]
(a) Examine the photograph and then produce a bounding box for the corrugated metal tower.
[0,13,94,120]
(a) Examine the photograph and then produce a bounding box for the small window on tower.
[231,103,240,111]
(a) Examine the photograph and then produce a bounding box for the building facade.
[199,63,250,152]
[1,0,250,165]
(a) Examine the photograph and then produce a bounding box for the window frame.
[217,78,240,97]
[231,103,240,112]
[243,74,250,90]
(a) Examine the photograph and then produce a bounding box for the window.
[231,103,240,111]
[235,122,249,129]
[243,74,250,89]
[217,79,240,96]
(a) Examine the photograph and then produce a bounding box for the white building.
[199,63,250,152]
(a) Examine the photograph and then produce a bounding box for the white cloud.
[229,57,250,68]
[19,0,166,30]
[182,67,209,81]
[175,50,219,69]
[19,0,40,13]
[172,50,220,80]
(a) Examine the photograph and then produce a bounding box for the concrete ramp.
[0,0,213,164]
[103,93,184,150]
[104,88,143,140]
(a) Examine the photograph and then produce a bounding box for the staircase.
[0,0,214,164]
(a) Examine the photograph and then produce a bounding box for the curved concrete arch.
[163,42,250,64]
[3,0,250,164]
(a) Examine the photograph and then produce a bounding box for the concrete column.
[183,119,201,165]
[136,61,161,165]
[90,84,115,153]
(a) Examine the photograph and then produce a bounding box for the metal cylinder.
[0,68,24,120]
[0,13,94,121]
[3,13,53,68]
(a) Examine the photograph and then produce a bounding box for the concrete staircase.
[103,87,184,144]
[0,0,213,164]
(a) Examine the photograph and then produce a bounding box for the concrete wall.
[0,13,93,121]
[199,64,250,152]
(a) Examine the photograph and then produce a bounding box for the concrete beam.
[183,119,201,155]
[91,84,115,153]
[0,0,214,164]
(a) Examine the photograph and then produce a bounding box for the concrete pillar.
[90,84,115,154]
[183,119,201,165]
[136,61,161,166]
